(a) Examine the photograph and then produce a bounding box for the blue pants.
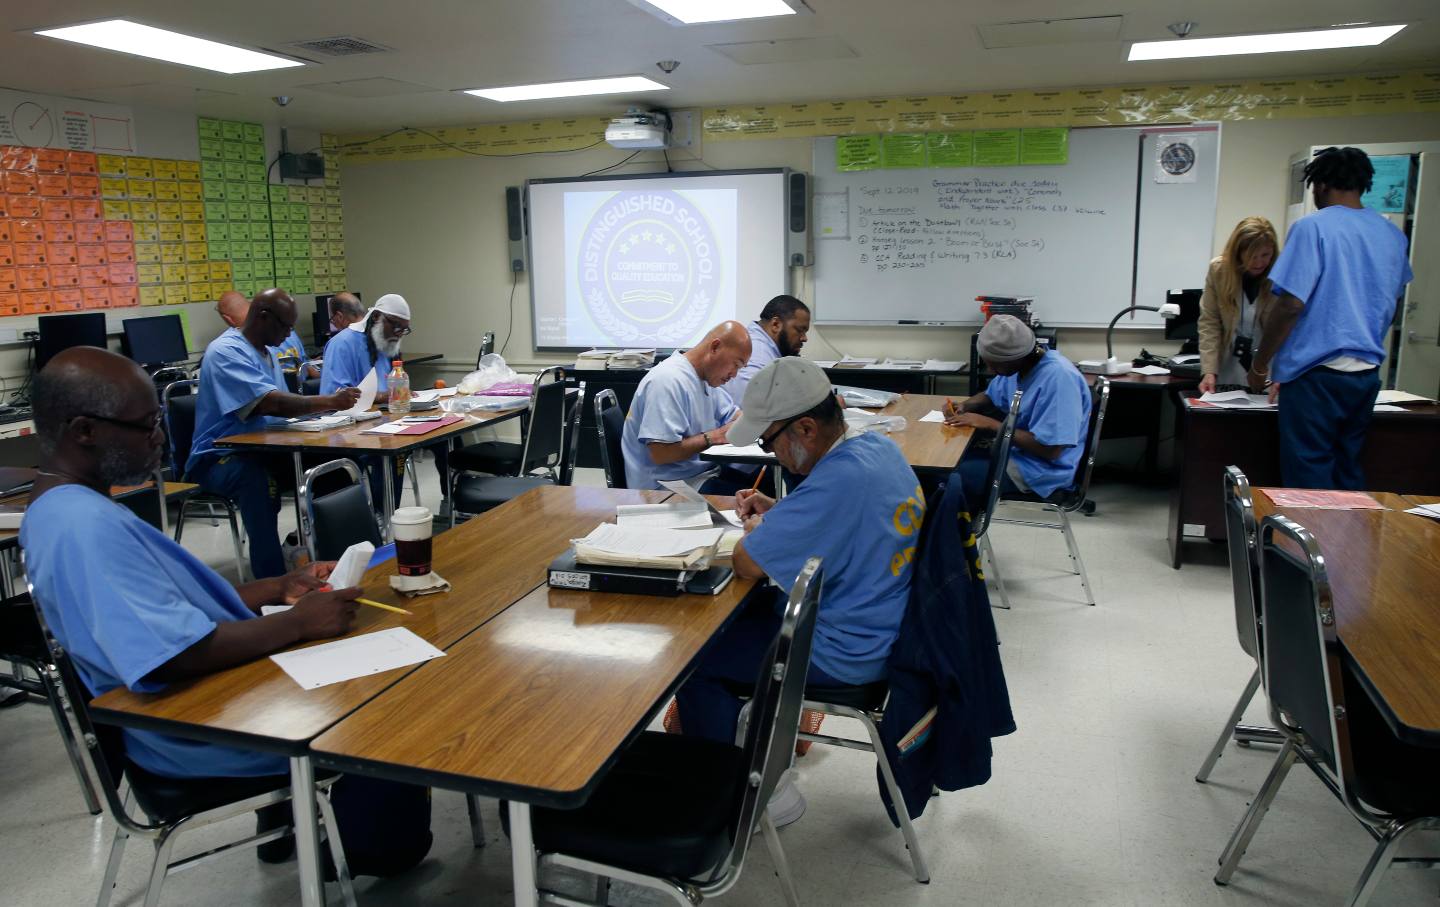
[675,591,844,744]
[954,449,1022,511]
[190,454,285,579]
[1278,366,1380,490]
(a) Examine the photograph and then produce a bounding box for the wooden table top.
[1254,489,1440,746]
[0,481,199,547]
[215,404,526,454]
[312,537,758,806]
[1083,372,1198,389]
[90,485,670,754]
[877,393,975,472]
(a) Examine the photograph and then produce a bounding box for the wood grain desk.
[90,484,668,907]
[0,480,199,551]
[1253,489,1440,747]
[1167,397,1440,567]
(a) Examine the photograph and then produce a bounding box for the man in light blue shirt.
[620,321,750,492]
[722,295,811,402]
[188,290,360,577]
[946,315,1090,505]
[321,293,411,403]
[1250,147,1414,489]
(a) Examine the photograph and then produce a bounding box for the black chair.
[972,390,1022,609]
[1213,517,1440,904]
[451,380,585,520]
[521,558,823,907]
[990,376,1110,606]
[24,565,357,907]
[0,592,101,814]
[162,380,247,581]
[1195,466,1283,783]
[594,387,627,489]
[299,459,383,562]
[301,376,322,396]
[475,331,496,368]
[448,365,566,477]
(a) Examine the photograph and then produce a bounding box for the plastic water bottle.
[387,359,411,414]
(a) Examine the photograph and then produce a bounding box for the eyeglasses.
[260,309,296,331]
[381,314,412,336]
[757,415,803,453]
[80,411,164,434]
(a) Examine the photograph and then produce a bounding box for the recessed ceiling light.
[629,0,803,26]
[35,19,303,74]
[462,75,668,102]
[1128,24,1405,61]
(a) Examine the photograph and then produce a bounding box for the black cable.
[580,150,644,178]
[663,149,672,173]
[499,267,519,357]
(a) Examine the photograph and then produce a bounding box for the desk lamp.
[1082,302,1181,375]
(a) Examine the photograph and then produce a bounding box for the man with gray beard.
[320,293,411,403]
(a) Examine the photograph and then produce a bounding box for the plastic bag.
[844,410,907,434]
[456,354,519,395]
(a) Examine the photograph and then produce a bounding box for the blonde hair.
[1215,217,1278,305]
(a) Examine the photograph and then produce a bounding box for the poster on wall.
[1153,134,1200,184]
[1361,155,1412,213]
[0,88,136,153]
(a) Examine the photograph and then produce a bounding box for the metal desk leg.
[292,452,310,553]
[290,755,326,907]
[381,455,396,542]
[509,801,539,907]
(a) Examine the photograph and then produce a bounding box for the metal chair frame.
[298,458,382,564]
[973,390,1022,610]
[593,388,626,489]
[161,380,247,581]
[1213,517,1440,904]
[23,560,357,907]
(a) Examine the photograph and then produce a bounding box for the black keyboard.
[0,405,34,424]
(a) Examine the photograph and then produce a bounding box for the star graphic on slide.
[642,230,654,242]
[629,232,641,245]
[666,243,677,255]
[619,243,631,254]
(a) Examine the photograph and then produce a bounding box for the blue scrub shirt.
[983,349,1090,498]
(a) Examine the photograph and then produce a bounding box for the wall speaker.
[505,186,525,272]
[786,171,812,267]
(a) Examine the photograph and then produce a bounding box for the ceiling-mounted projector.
[606,109,671,149]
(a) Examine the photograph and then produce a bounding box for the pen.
[356,597,412,615]
[750,466,767,492]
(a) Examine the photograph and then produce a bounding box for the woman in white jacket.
[1198,217,1280,394]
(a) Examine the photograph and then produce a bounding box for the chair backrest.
[1258,516,1345,781]
[1060,376,1110,510]
[1223,466,1262,660]
[974,390,1022,538]
[301,376,322,396]
[707,558,822,895]
[556,381,586,487]
[162,379,199,478]
[593,388,627,489]
[476,332,496,368]
[300,458,383,562]
[517,366,568,477]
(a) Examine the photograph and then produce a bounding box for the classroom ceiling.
[1,0,1436,133]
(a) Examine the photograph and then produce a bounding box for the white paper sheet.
[361,421,410,435]
[343,369,378,417]
[1405,504,1440,520]
[329,541,375,589]
[658,478,709,505]
[1199,390,1275,409]
[271,628,444,691]
[922,360,963,372]
[702,443,771,458]
[616,503,712,530]
[717,510,744,527]
[260,604,292,616]
[575,523,724,557]
[919,410,947,423]
[1374,404,1409,412]
[812,360,838,369]
[411,388,458,403]
[1376,389,1434,405]
[839,356,877,365]
[1129,365,1171,376]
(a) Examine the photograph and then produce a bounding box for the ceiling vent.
[978,16,1123,49]
[290,36,392,56]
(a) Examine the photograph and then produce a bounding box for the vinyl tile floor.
[2,462,1436,906]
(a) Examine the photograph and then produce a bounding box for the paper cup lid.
[391,506,432,525]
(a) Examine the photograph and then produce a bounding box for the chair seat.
[0,596,47,663]
[526,731,745,880]
[453,475,555,514]
[127,762,292,825]
[806,680,890,712]
[1001,488,1073,507]
[449,441,523,475]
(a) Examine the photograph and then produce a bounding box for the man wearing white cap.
[672,357,924,821]
[944,314,1090,505]
[321,293,412,402]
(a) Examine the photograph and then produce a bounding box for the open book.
[572,523,724,570]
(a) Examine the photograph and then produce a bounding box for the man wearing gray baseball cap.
[944,314,1090,504]
[672,357,925,822]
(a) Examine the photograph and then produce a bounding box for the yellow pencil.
[750,466,767,492]
[356,597,412,615]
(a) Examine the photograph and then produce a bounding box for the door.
[1395,152,1440,397]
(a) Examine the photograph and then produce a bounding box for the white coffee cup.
[391,506,433,576]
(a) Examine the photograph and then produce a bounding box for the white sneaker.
[766,777,806,828]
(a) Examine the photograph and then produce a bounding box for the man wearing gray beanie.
[945,314,1091,505]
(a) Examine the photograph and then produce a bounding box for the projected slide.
[528,171,788,350]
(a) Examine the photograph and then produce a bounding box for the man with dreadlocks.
[1248,147,1413,490]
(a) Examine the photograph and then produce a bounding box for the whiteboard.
[811,126,1218,328]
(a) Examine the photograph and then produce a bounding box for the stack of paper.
[411,387,458,403]
[283,414,354,432]
[608,349,657,368]
[1376,389,1434,405]
[572,524,724,570]
[922,359,964,372]
[1405,503,1440,521]
[617,502,712,530]
[704,443,770,459]
[1199,390,1276,410]
[833,356,877,368]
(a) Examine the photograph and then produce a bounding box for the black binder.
[547,549,734,597]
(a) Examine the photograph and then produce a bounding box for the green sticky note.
[197,118,223,141]
[208,240,231,259]
[243,122,265,144]
[245,182,268,203]
[244,144,266,164]
[232,261,254,281]
[881,133,928,169]
[292,222,310,240]
[203,181,227,201]
[926,132,974,167]
[221,121,245,142]
[251,220,272,241]
[275,259,294,278]
[207,223,229,241]
[836,135,881,172]
[269,184,289,203]
[244,162,266,184]
[201,160,225,182]
[198,138,223,161]
[1020,128,1069,165]
[223,142,245,163]
[230,241,251,260]
[252,259,275,280]
[973,129,1021,167]
[251,241,271,260]
[204,201,228,222]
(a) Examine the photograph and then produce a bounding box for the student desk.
[311,525,758,907]
[1082,372,1198,474]
[1252,490,1440,747]
[1167,397,1440,567]
[822,362,965,396]
[89,485,670,907]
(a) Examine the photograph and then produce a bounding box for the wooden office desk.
[1167,397,1440,567]
[0,480,198,550]
[1253,489,1440,747]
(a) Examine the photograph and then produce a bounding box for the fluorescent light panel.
[633,0,800,26]
[35,19,302,73]
[464,75,668,102]
[1129,24,1405,61]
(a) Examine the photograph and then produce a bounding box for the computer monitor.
[36,312,108,370]
[122,314,189,367]
[1163,289,1202,342]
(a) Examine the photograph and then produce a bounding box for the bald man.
[215,290,250,328]
[188,289,360,577]
[328,292,365,334]
[620,321,751,492]
[22,347,433,874]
